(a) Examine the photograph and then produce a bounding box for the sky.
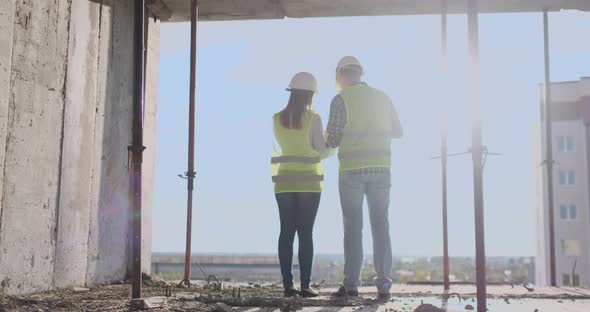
[152,10,590,257]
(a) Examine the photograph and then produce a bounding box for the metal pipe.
[440,0,450,292]
[143,6,149,127]
[131,0,146,299]
[183,0,198,287]
[543,9,557,287]
[467,1,487,311]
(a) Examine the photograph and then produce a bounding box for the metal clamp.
[431,145,501,169]
[127,145,147,170]
[178,171,196,180]
[127,144,147,153]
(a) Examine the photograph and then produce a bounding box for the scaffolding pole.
[131,0,146,300]
[440,0,450,292]
[183,0,199,287]
[543,9,557,287]
[467,1,487,311]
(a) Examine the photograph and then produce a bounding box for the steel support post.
[543,9,557,287]
[131,0,146,299]
[183,0,199,287]
[467,1,487,311]
[440,0,450,292]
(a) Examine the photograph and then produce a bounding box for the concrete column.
[54,0,102,288]
[0,1,16,240]
[86,0,135,285]
[86,1,113,286]
[0,0,71,294]
[0,0,159,293]
[142,16,161,275]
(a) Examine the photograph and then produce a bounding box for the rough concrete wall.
[0,1,16,245]
[86,0,159,286]
[142,15,161,275]
[86,0,113,286]
[54,0,102,288]
[0,0,160,294]
[0,0,72,294]
[86,0,135,285]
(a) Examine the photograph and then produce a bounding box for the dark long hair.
[279,90,314,129]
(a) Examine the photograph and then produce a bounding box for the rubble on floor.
[2,281,590,312]
[0,281,397,312]
[414,304,444,312]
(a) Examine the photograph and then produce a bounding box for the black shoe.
[331,286,359,297]
[299,288,319,298]
[284,287,299,297]
[377,292,391,301]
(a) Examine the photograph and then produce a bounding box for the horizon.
[151,251,535,259]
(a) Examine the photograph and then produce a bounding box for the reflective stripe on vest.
[272,174,324,183]
[342,130,392,142]
[338,149,391,160]
[271,156,321,164]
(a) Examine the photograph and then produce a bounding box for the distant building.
[535,77,590,287]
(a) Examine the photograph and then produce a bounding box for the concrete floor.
[233,285,590,311]
[3,282,589,311]
[325,284,590,298]
[233,298,590,312]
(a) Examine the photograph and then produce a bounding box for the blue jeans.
[339,170,393,293]
[275,192,321,289]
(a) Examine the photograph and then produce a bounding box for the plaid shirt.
[326,94,347,148]
[326,85,394,175]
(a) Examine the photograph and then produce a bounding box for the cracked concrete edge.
[0,0,16,267]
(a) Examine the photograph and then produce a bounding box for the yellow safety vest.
[338,84,393,171]
[272,110,323,193]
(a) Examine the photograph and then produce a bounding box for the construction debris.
[142,273,169,287]
[130,297,167,310]
[2,283,590,311]
[215,302,233,312]
[0,284,207,312]
[413,304,444,312]
[523,284,535,292]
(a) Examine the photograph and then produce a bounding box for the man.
[327,56,403,300]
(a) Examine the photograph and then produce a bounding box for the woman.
[271,72,333,298]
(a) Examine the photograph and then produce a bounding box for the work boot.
[377,292,392,301]
[284,287,299,297]
[299,287,319,298]
[331,286,359,298]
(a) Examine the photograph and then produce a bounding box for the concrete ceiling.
[147,0,590,22]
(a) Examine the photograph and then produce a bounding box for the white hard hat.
[288,72,318,93]
[336,56,364,74]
